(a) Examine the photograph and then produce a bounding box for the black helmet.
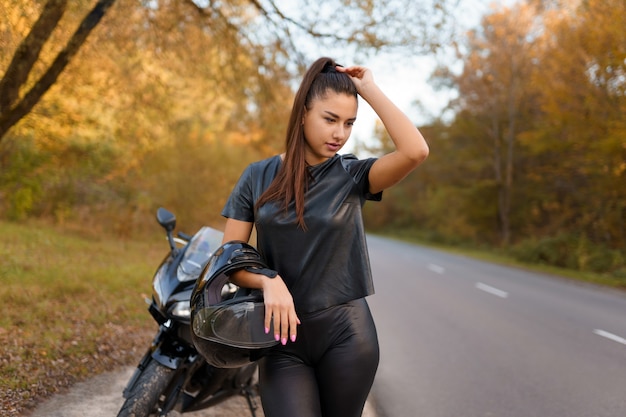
[190,240,278,368]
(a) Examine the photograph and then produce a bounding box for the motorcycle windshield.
[178,227,224,282]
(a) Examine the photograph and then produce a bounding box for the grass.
[375,230,626,290]
[0,220,163,416]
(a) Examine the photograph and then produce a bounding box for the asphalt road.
[365,235,626,417]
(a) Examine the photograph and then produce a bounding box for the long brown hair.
[255,57,358,230]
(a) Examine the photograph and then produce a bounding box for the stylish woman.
[220,57,429,417]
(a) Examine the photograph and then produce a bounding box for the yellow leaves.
[0,2,42,39]
[422,0,626,250]
[225,129,264,146]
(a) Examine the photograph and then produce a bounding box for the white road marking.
[593,329,626,346]
[428,264,445,274]
[475,282,509,298]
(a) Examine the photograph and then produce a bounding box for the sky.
[346,55,450,154]
[266,0,507,155]
[336,0,503,155]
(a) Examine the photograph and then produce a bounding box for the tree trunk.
[502,99,516,246]
[0,0,67,112]
[491,116,507,245]
[0,0,118,142]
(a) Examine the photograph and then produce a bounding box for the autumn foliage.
[364,0,625,278]
[0,0,294,234]
[0,0,624,278]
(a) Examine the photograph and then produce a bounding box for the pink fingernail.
[291,335,296,342]
[281,338,287,345]
[275,334,280,341]
[265,327,269,334]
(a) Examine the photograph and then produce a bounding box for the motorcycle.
[117,207,261,417]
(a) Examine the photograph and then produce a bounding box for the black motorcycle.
[117,208,261,417]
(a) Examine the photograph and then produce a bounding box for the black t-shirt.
[221,153,382,314]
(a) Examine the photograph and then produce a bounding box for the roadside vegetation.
[0,220,159,416]
[376,228,626,289]
[359,0,625,282]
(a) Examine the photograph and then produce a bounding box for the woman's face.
[302,91,357,166]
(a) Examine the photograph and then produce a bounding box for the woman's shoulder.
[338,153,377,173]
[247,154,282,171]
[338,153,377,163]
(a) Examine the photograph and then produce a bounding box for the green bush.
[509,234,574,268]
[7,186,35,221]
[509,233,625,275]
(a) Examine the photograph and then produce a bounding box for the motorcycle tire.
[117,359,175,417]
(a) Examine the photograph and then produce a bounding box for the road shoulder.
[25,367,377,417]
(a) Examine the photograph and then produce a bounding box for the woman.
[220,57,428,417]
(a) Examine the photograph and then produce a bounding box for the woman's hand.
[337,63,429,194]
[335,65,375,95]
[262,275,301,345]
[222,218,301,343]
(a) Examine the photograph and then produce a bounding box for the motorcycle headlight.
[169,301,191,319]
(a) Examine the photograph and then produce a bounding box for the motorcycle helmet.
[190,240,278,368]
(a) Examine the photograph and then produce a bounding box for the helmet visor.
[193,299,278,349]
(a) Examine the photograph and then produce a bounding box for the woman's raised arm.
[337,65,429,194]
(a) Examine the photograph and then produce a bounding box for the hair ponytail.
[255,57,357,230]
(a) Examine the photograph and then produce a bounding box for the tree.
[521,0,626,259]
[406,0,625,273]
[1,0,460,232]
[432,3,540,245]
[0,0,456,143]
[0,0,117,141]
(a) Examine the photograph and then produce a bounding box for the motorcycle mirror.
[156,207,176,232]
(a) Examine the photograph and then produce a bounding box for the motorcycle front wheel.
[117,359,175,417]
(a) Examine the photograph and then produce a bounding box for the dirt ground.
[24,367,376,417]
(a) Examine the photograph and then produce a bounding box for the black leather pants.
[258,298,379,417]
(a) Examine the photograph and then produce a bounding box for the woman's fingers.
[264,305,275,337]
[280,308,290,345]
[263,276,300,344]
[336,65,367,79]
[266,305,299,345]
[336,65,375,94]
[276,304,300,345]
[290,313,301,343]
